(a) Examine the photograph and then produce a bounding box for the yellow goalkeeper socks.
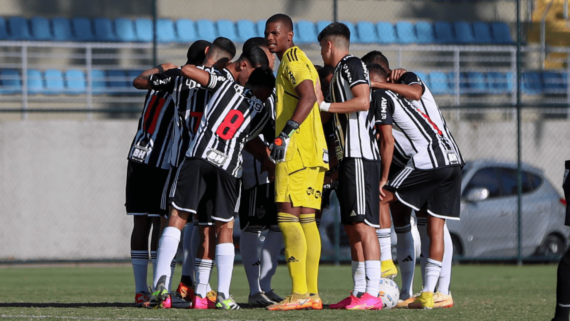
[277,212,308,295]
[300,213,321,295]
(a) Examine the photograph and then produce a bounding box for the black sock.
[180,275,193,287]
[553,249,570,321]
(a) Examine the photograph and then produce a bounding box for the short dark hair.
[247,66,276,89]
[212,37,237,59]
[318,22,350,42]
[266,13,293,32]
[239,46,269,68]
[243,37,267,53]
[318,64,335,80]
[367,63,389,80]
[362,51,390,70]
[186,40,211,65]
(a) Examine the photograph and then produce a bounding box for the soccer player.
[552,160,570,321]
[363,50,462,309]
[317,22,383,310]
[126,62,177,307]
[369,61,463,310]
[264,13,329,311]
[149,46,273,310]
[238,37,284,307]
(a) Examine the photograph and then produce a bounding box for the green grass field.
[0,263,558,320]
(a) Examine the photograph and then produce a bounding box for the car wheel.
[535,234,566,257]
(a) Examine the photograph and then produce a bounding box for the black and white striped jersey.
[186,72,271,178]
[127,89,175,169]
[399,72,464,166]
[330,55,379,161]
[373,88,461,169]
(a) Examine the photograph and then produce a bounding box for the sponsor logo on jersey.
[306,187,314,195]
[206,149,229,166]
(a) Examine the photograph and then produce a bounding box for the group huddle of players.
[125,13,464,311]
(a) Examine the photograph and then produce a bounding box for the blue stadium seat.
[236,20,257,42]
[106,70,129,94]
[522,71,543,95]
[395,21,417,44]
[415,21,435,44]
[376,22,397,44]
[256,20,266,37]
[491,22,514,44]
[114,18,136,42]
[7,17,32,40]
[0,69,21,94]
[317,20,332,35]
[93,18,117,42]
[448,72,460,95]
[26,69,43,94]
[434,21,455,44]
[71,18,95,41]
[463,72,487,94]
[175,19,197,43]
[295,20,317,44]
[217,20,238,42]
[340,21,359,43]
[157,19,176,43]
[542,71,566,93]
[487,72,513,94]
[414,71,429,88]
[453,22,475,44]
[134,18,153,42]
[0,18,7,40]
[196,19,217,42]
[472,22,492,44]
[44,69,65,95]
[52,18,73,41]
[65,69,86,94]
[90,69,107,95]
[429,71,451,95]
[356,21,378,44]
[30,17,52,41]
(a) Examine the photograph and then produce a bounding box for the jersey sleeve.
[247,102,271,142]
[399,71,426,94]
[284,60,314,89]
[205,72,230,92]
[341,57,369,88]
[372,90,395,126]
[149,68,180,93]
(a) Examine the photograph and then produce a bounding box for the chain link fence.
[0,0,568,262]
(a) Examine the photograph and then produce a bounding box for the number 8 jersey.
[185,72,271,178]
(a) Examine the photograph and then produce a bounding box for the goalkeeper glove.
[270,120,299,163]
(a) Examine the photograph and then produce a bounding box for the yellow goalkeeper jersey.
[275,46,329,172]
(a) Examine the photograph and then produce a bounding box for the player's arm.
[245,137,275,181]
[132,63,177,89]
[180,65,212,87]
[371,70,423,101]
[318,59,370,113]
[378,124,394,199]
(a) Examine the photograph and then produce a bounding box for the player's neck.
[277,43,296,61]
[226,63,240,82]
[330,49,350,67]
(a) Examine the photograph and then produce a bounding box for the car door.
[461,167,516,257]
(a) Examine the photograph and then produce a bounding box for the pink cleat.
[192,294,215,309]
[346,293,383,310]
[329,293,359,309]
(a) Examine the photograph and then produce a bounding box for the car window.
[528,172,542,190]
[496,168,535,196]
[464,167,502,198]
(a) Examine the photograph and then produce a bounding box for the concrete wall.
[0,117,567,261]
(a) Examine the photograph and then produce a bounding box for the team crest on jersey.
[205,149,228,166]
[256,206,266,219]
[315,191,322,199]
[306,187,314,195]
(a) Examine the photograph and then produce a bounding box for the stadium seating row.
[0,69,565,95]
[0,17,513,44]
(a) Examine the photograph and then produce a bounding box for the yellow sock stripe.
[299,214,316,224]
[277,212,300,223]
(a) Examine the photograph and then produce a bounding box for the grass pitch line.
[1,315,179,321]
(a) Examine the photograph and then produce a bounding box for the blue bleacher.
[487,72,513,94]
[317,20,332,35]
[414,71,429,87]
[395,21,417,44]
[157,19,176,43]
[30,17,52,41]
[256,20,266,37]
[236,20,257,42]
[90,69,107,95]
[134,18,152,42]
[429,71,452,95]
[175,19,197,43]
[93,18,117,42]
[454,22,475,44]
[127,69,144,81]
[296,20,317,44]
[65,69,86,94]
[106,70,129,94]
[472,22,492,44]
[340,21,359,43]
[44,69,65,95]
[542,71,566,93]
[196,19,217,42]
[7,17,32,40]
[463,72,487,94]
[415,21,435,44]
[376,22,396,44]
[26,69,43,94]
[114,18,136,42]
[217,20,238,42]
[356,21,378,44]
[522,71,543,95]
[0,69,21,94]
[52,18,72,41]
[71,18,95,41]
[491,22,514,44]
[434,21,455,44]
[0,18,7,40]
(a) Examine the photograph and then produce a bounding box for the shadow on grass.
[0,302,317,309]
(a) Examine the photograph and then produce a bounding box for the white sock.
[240,231,262,295]
[423,258,443,293]
[169,258,176,292]
[364,260,381,297]
[417,217,429,287]
[195,258,214,298]
[437,223,453,295]
[352,261,366,295]
[376,228,392,262]
[150,251,157,281]
[260,227,282,293]
[131,250,149,293]
[181,223,194,282]
[152,227,180,290]
[395,224,415,299]
[216,243,235,298]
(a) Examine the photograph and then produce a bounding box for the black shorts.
[338,158,381,228]
[125,160,169,217]
[170,158,240,224]
[238,183,277,231]
[163,166,214,224]
[564,160,569,226]
[385,165,462,220]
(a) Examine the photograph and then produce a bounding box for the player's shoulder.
[400,71,423,85]
[340,55,365,68]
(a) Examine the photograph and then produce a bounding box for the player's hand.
[269,120,299,163]
[388,68,407,83]
[323,176,338,191]
[260,158,275,182]
[379,179,388,200]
